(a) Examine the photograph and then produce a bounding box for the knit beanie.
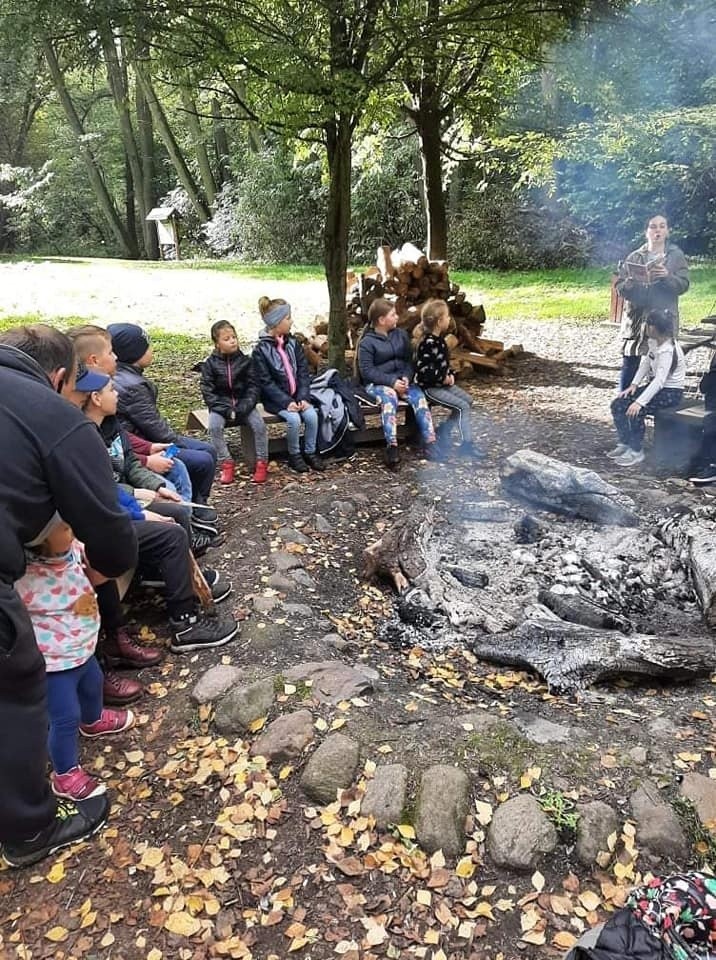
[107,323,151,364]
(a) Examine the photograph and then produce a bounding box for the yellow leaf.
[101,932,116,948]
[140,846,165,868]
[553,931,578,948]
[377,744,393,754]
[521,928,546,945]
[455,857,475,878]
[330,718,347,730]
[579,891,601,912]
[424,929,440,944]
[531,870,545,893]
[45,926,69,942]
[475,902,495,920]
[279,765,293,780]
[46,861,65,884]
[550,895,572,916]
[164,911,202,937]
[430,850,446,869]
[248,716,267,733]
[288,937,308,952]
[80,910,98,929]
[416,889,432,906]
[474,800,493,826]
[365,924,388,946]
[147,950,163,960]
[314,718,328,731]
[397,824,416,839]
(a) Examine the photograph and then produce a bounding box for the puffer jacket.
[615,243,689,355]
[199,349,260,423]
[100,416,165,493]
[252,331,311,414]
[357,327,414,387]
[567,911,667,959]
[113,361,177,444]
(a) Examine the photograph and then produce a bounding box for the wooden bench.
[186,400,417,468]
[653,402,706,473]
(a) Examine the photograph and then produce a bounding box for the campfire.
[364,450,716,695]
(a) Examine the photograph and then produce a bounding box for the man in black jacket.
[0,325,138,868]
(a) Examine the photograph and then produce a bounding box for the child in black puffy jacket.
[200,321,269,485]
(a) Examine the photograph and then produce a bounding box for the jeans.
[0,585,56,841]
[619,355,642,393]
[208,409,269,462]
[162,459,192,501]
[610,386,684,451]
[134,520,194,619]
[422,385,474,443]
[278,407,318,456]
[365,384,436,446]
[175,435,217,502]
[46,656,103,774]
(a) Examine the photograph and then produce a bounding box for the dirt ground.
[2,319,716,960]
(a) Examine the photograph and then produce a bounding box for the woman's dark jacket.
[199,349,260,423]
[615,242,689,355]
[357,328,414,387]
[252,331,311,414]
[113,361,177,444]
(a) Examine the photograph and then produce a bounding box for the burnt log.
[538,588,633,633]
[469,618,715,695]
[363,503,434,593]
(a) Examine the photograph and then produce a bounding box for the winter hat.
[262,303,291,329]
[107,322,151,364]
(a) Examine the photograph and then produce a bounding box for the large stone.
[277,526,311,545]
[284,661,379,703]
[630,780,688,860]
[191,665,243,705]
[251,710,315,761]
[575,801,619,866]
[311,514,333,535]
[334,500,356,517]
[680,772,716,824]
[362,765,409,828]
[514,714,585,745]
[214,677,275,734]
[253,594,280,614]
[290,569,317,589]
[414,765,470,858]
[501,449,638,526]
[300,733,360,804]
[488,795,558,871]
[272,550,304,572]
[283,602,313,618]
[267,571,296,592]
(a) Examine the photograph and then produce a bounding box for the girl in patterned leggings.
[357,298,438,470]
[609,309,685,468]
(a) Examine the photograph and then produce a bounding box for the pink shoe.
[80,707,135,739]
[51,766,106,800]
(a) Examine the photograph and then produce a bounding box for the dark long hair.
[646,309,679,374]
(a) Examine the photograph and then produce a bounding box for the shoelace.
[55,798,79,821]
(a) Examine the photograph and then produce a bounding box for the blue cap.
[74,366,110,393]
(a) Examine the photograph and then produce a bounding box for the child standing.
[16,520,134,802]
[252,297,325,474]
[200,321,269,485]
[609,308,686,467]
[415,299,483,459]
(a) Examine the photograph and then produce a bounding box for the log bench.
[186,400,417,468]
[653,402,706,473]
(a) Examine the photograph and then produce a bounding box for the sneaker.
[384,445,400,470]
[219,460,235,485]
[304,453,326,472]
[287,454,309,474]
[192,505,218,525]
[421,443,443,462]
[1,795,110,868]
[80,708,135,739]
[201,568,232,604]
[51,767,106,801]
[169,613,239,653]
[606,443,628,459]
[103,670,143,706]
[690,465,716,486]
[457,441,487,460]
[615,448,645,467]
[252,460,269,484]
[103,627,162,668]
[191,530,225,558]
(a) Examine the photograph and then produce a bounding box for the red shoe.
[251,460,268,484]
[51,766,106,801]
[219,460,235,485]
[80,708,135,739]
[103,670,143,706]
[103,627,162,668]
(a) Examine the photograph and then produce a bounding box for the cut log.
[363,504,434,593]
[538,588,633,633]
[469,618,715,695]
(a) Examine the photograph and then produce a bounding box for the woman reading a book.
[615,214,689,391]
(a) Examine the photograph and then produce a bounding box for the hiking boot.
[201,568,232,604]
[80,708,135,739]
[219,460,235,485]
[169,612,238,653]
[51,767,106,801]
[606,443,628,459]
[384,445,400,470]
[251,460,269,484]
[421,442,443,462]
[103,626,162,668]
[304,453,326,472]
[103,670,143,706]
[690,465,716,486]
[1,795,110,869]
[192,505,218,526]
[287,454,309,474]
[457,441,487,460]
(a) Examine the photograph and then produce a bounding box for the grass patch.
[672,796,716,868]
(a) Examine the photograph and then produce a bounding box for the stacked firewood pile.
[344,242,521,376]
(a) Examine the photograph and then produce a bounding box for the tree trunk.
[180,85,217,205]
[211,98,231,186]
[134,55,159,260]
[134,59,210,222]
[415,105,448,261]
[42,39,137,258]
[125,155,137,244]
[324,115,352,373]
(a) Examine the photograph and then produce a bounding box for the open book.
[624,255,665,283]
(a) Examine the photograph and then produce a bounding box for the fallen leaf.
[532,870,545,893]
[45,927,69,943]
[521,928,546,945]
[553,931,578,948]
[456,857,475,878]
[46,861,65,884]
[579,891,601,912]
[397,824,416,839]
[164,911,202,937]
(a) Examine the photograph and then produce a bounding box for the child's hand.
[156,487,182,503]
[298,400,311,411]
[618,385,637,399]
[626,401,642,418]
[393,378,409,397]
[146,453,173,473]
[649,263,668,280]
[444,373,455,386]
[287,401,300,412]
[143,510,175,524]
[150,443,171,454]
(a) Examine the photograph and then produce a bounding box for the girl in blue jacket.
[357,298,438,469]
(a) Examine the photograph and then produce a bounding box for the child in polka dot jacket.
[15,519,135,802]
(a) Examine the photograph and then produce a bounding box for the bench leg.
[239,424,257,471]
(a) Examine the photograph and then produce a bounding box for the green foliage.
[535,789,580,834]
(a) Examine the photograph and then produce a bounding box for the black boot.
[384,445,400,470]
[304,453,326,472]
[287,454,309,473]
